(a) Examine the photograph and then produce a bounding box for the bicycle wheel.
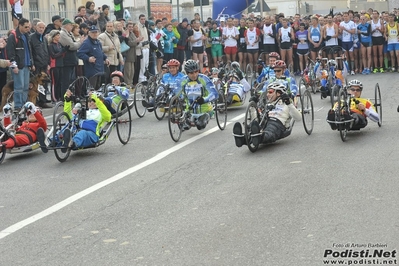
[244,101,261,152]
[168,96,183,142]
[154,85,167,121]
[54,112,72,162]
[300,89,314,135]
[374,83,382,127]
[337,88,349,142]
[0,144,5,165]
[116,99,132,145]
[308,62,317,94]
[52,101,65,128]
[134,82,147,118]
[245,63,253,79]
[215,91,227,130]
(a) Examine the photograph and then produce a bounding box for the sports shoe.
[36,127,48,153]
[391,67,395,72]
[351,70,355,75]
[367,68,371,75]
[232,94,241,103]
[380,68,384,73]
[361,69,368,75]
[233,122,244,147]
[373,68,379,73]
[250,120,261,146]
[196,113,210,130]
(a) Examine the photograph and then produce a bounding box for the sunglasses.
[350,88,362,92]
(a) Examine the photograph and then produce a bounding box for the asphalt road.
[0,73,398,266]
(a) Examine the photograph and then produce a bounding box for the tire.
[244,101,261,152]
[116,99,132,145]
[215,91,227,130]
[308,61,317,94]
[168,96,183,142]
[245,63,253,79]
[154,84,167,121]
[300,90,314,135]
[337,88,349,142]
[0,144,6,165]
[374,83,382,127]
[328,75,335,107]
[134,82,147,118]
[54,112,72,162]
[52,101,65,129]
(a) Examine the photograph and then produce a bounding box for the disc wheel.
[154,85,167,121]
[337,88,349,142]
[116,99,132,144]
[300,89,314,135]
[134,82,147,118]
[54,112,72,162]
[168,96,183,142]
[244,101,261,152]
[215,90,227,130]
[374,83,382,127]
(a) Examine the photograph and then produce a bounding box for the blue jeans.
[73,130,99,148]
[11,67,30,109]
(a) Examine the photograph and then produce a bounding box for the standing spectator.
[262,15,278,64]
[5,18,34,111]
[132,23,142,86]
[85,1,100,27]
[222,18,239,63]
[29,21,52,108]
[163,23,178,63]
[385,13,399,72]
[188,20,206,72]
[59,18,84,98]
[114,0,124,20]
[153,19,166,73]
[278,18,295,69]
[324,15,339,59]
[339,12,356,75]
[48,30,65,102]
[176,18,189,70]
[371,10,385,73]
[245,19,261,74]
[78,25,109,90]
[138,14,150,82]
[75,6,89,23]
[237,18,247,71]
[85,1,95,17]
[209,21,223,68]
[10,0,23,29]
[45,15,63,36]
[124,21,141,87]
[147,21,157,75]
[295,23,309,75]
[98,21,124,83]
[358,15,372,74]
[79,23,89,36]
[98,4,110,32]
[171,19,180,60]
[72,23,85,96]
[30,18,42,34]
[0,37,8,105]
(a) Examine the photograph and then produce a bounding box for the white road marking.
[0,114,243,240]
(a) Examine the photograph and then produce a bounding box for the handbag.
[120,41,130,53]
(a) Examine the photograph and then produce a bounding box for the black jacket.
[177,23,189,49]
[29,32,50,69]
[5,28,33,69]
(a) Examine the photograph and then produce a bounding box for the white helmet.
[348,79,363,90]
[328,59,337,68]
[231,61,240,69]
[267,81,287,94]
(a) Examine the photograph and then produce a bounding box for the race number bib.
[311,36,319,42]
[282,34,290,42]
[390,29,397,36]
[240,37,245,44]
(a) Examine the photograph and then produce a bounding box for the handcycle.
[0,100,54,164]
[299,57,319,94]
[41,92,132,162]
[133,69,162,118]
[239,86,314,152]
[326,83,382,142]
[168,90,227,142]
[152,83,174,121]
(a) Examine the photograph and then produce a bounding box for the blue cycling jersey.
[260,76,298,96]
[178,73,218,104]
[158,72,185,96]
[257,67,290,83]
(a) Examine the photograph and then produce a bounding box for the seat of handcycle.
[280,117,295,139]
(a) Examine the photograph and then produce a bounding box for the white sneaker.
[350,70,355,75]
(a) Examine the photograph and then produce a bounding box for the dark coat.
[77,36,107,78]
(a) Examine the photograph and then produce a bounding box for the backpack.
[9,29,18,44]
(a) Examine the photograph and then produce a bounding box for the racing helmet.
[167,59,180,67]
[231,61,240,69]
[268,52,280,59]
[228,72,240,80]
[272,60,287,69]
[184,59,200,73]
[267,81,287,94]
[348,79,363,90]
[111,71,124,81]
[328,59,337,68]
[211,67,220,74]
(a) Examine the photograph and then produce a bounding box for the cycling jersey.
[357,23,372,43]
[160,72,185,95]
[257,67,290,83]
[260,76,298,96]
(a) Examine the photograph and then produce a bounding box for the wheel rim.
[134,83,147,118]
[168,97,183,142]
[301,90,314,135]
[375,83,382,127]
[54,112,71,162]
[215,92,227,130]
[116,100,132,144]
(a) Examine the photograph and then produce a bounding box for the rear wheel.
[116,99,132,145]
[168,96,183,142]
[245,63,253,79]
[52,101,65,128]
[134,82,147,118]
[374,83,382,127]
[215,91,227,130]
[154,85,167,121]
[308,61,317,94]
[244,101,261,152]
[54,112,71,162]
[300,90,314,135]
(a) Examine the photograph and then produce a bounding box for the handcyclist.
[327,79,379,130]
[102,71,130,114]
[233,82,302,147]
[224,72,249,105]
[178,59,218,130]
[255,52,289,84]
[142,59,185,111]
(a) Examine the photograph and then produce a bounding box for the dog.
[0,71,50,110]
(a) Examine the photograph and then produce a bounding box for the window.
[0,0,9,31]
[29,0,39,22]
[58,0,66,18]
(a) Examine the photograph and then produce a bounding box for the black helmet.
[184,59,199,73]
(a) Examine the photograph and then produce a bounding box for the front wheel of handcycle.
[116,99,132,145]
[215,92,227,130]
[244,101,261,152]
[168,96,184,142]
[134,82,147,118]
[54,112,72,162]
[300,89,314,135]
[374,83,382,127]
[337,88,349,142]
